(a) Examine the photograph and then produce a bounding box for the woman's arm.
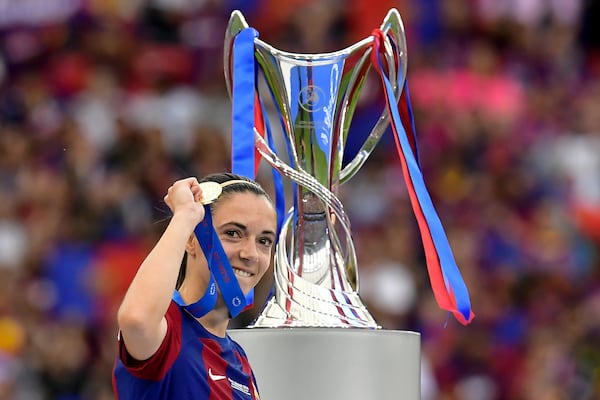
[117,177,204,360]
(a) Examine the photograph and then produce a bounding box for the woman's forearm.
[117,213,195,352]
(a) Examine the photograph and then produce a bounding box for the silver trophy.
[224,9,408,329]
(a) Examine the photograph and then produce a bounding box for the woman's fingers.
[164,177,208,221]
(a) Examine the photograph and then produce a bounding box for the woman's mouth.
[233,268,253,278]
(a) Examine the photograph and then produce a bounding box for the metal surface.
[230,328,421,400]
[224,9,408,328]
[199,181,223,205]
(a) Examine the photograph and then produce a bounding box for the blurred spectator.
[0,1,599,399]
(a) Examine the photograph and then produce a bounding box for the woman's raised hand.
[163,177,206,227]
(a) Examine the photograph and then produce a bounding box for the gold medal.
[199,181,222,205]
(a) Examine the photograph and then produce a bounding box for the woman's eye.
[260,237,274,247]
[225,230,241,238]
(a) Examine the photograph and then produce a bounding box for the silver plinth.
[229,328,421,400]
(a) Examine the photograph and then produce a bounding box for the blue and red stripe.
[370,29,474,325]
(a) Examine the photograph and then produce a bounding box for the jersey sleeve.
[118,301,182,381]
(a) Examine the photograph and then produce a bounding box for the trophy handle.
[254,129,359,288]
[224,8,408,187]
[224,10,250,98]
[253,129,351,229]
[338,8,408,184]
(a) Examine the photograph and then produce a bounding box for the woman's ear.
[185,234,198,257]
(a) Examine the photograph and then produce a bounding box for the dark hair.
[200,172,271,205]
[175,173,272,289]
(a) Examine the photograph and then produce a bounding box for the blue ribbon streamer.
[401,82,421,167]
[373,41,472,321]
[256,96,286,235]
[231,27,259,179]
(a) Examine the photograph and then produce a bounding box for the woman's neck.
[178,276,230,337]
[199,306,230,338]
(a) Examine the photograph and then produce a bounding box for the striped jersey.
[113,301,260,399]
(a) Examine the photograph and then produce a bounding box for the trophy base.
[250,295,380,328]
[229,328,421,400]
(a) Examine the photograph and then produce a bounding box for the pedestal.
[229,328,421,400]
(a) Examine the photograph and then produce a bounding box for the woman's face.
[209,191,277,295]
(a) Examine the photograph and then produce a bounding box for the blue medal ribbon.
[172,274,217,319]
[172,204,252,318]
[194,204,250,318]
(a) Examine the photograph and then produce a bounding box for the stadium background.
[0,0,599,398]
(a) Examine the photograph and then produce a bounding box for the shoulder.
[227,335,249,358]
[116,301,184,381]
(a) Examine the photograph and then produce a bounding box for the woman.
[113,173,277,399]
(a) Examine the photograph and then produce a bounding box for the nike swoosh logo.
[208,368,227,382]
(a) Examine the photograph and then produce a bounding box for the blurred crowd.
[0,0,599,399]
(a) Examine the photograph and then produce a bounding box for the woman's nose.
[240,239,259,263]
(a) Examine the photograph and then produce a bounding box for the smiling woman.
[113,173,276,400]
